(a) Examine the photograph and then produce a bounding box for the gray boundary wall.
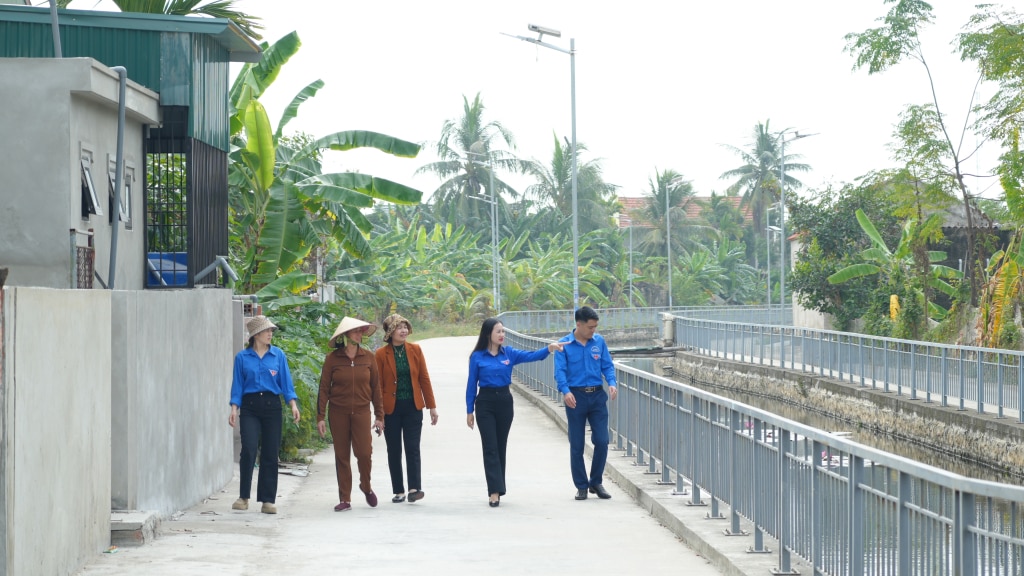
[1,287,112,576]
[111,288,233,513]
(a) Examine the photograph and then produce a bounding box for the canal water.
[620,356,1024,486]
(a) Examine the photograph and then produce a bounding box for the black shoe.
[589,484,612,499]
[575,489,588,500]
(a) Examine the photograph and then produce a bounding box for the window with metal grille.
[70,229,94,289]
[144,106,230,288]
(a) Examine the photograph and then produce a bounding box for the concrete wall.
[0,286,234,575]
[0,58,159,290]
[111,288,233,513]
[0,287,112,576]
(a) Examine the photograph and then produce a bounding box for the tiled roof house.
[616,195,752,228]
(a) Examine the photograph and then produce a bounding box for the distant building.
[615,195,752,228]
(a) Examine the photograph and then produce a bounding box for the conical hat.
[329,316,377,347]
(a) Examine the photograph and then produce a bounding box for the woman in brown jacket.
[317,316,384,512]
[374,314,438,504]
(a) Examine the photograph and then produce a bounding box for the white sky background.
[73,0,1006,203]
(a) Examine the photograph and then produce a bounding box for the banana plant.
[828,209,961,319]
[227,33,424,303]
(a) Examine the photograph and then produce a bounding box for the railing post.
[910,343,917,400]
[977,351,985,414]
[780,325,786,370]
[706,403,725,520]
[725,409,745,535]
[955,491,977,576]
[859,337,865,387]
[849,455,865,576]
[998,352,1005,419]
[897,340,904,395]
[673,388,689,495]
[759,324,765,366]
[959,350,967,411]
[1019,355,1024,424]
[658,382,672,484]
[926,344,933,403]
[687,395,706,507]
[898,471,911,575]
[943,347,949,407]
[775,429,798,574]
[812,440,824,573]
[748,418,770,554]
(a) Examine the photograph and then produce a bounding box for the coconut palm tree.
[57,0,263,40]
[416,93,527,237]
[635,169,705,258]
[720,120,810,236]
[525,134,618,235]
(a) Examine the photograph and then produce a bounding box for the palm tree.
[720,120,810,236]
[57,0,263,40]
[525,134,618,235]
[416,93,527,237]
[635,169,702,258]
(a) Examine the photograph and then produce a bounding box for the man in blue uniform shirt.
[554,306,617,500]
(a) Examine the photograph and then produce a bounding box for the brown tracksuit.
[317,346,383,502]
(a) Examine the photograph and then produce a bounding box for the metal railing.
[506,327,1024,576]
[676,318,1024,423]
[503,305,1022,423]
[500,305,792,334]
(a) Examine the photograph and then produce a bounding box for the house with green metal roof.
[0,7,260,575]
[0,3,260,290]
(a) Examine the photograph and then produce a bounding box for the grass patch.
[409,321,480,341]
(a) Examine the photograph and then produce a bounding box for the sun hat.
[329,316,377,348]
[245,315,277,339]
[382,314,412,343]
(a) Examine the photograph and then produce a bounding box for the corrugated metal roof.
[0,4,260,62]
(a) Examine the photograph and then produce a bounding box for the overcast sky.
[71,0,1006,203]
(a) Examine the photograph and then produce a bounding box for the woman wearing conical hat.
[317,316,384,512]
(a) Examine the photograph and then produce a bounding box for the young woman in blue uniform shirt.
[228,315,301,515]
[466,318,562,507]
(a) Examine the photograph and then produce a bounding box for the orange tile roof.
[616,196,752,228]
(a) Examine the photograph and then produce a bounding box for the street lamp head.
[528,23,561,38]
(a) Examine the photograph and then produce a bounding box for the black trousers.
[383,398,424,494]
[238,392,282,503]
[475,386,514,496]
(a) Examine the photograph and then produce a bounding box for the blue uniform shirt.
[466,346,550,414]
[230,345,298,406]
[554,331,616,395]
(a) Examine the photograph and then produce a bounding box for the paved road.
[75,336,724,576]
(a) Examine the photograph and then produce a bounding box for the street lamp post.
[505,25,579,310]
[622,222,630,307]
[665,175,685,309]
[767,224,781,324]
[467,150,499,313]
[777,131,815,317]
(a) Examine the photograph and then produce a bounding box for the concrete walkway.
[75,336,733,576]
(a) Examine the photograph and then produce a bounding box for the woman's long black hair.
[472,318,502,355]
